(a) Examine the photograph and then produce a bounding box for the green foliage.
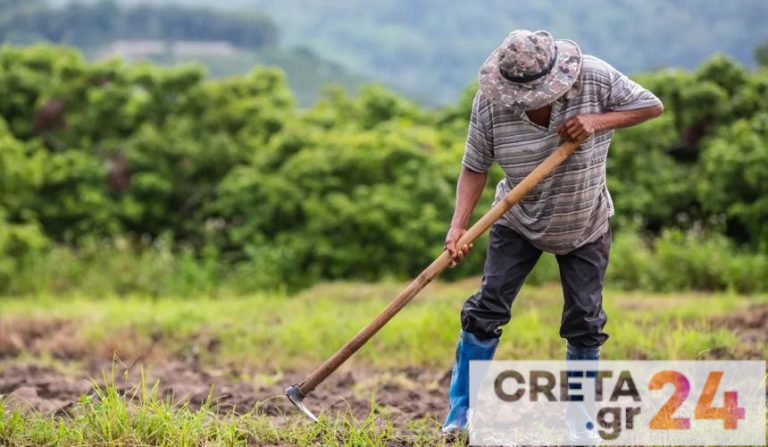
[0,46,767,295]
[0,116,49,286]
[607,57,768,242]
[7,235,222,297]
[214,88,450,286]
[0,217,47,292]
[607,113,695,230]
[698,114,768,249]
[609,229,768,293]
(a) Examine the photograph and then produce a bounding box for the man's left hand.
[557,114,602,141]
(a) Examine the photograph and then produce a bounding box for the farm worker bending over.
[442,29,663,437]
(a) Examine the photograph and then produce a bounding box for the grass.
[0,279,766,446]
[0,377,443,446]
[0,365,447,446]
[1,279,764,371]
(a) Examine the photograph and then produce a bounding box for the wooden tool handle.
[297,138,582,396]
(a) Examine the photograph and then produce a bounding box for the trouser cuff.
[566,343,600,359]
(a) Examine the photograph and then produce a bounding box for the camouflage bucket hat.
[479,29,582,111]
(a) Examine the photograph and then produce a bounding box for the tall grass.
[3,228,767,297]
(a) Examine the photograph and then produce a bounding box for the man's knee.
[561,310,609,348]
[558,231,611,350]
[458,226,540,341]
[460,282,513,340]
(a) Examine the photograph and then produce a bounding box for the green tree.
[698,114,768,249]
[0,116,48,288]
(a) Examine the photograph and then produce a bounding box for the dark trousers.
[461,224,611,348]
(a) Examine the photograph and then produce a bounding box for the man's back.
[463,55,662,254]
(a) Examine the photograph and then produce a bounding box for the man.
[442,30,663,435]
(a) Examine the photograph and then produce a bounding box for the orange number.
[694,371,745,429]
[649,370,691,430]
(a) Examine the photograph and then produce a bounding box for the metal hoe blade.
[285,385,319,423]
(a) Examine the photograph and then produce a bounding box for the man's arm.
[557,104,664,140]
[559,59,665,140]
[445,166,488,266]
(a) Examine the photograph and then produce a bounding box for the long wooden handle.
[297,138,582,396]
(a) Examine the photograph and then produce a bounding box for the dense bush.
[5,227,765,296]
[608,229,767,293]
[0,46,767,295]
[698,113,768,249]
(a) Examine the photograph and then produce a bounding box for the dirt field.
[1,303,766,428]
[0,282,765,447]
[0,315,450,431]
[0,361,449,425]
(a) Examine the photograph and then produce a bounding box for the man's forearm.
[595,104,664,131]
[558,104,663,140]
[450,166,488,229]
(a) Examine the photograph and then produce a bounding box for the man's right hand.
[445,227,473,268]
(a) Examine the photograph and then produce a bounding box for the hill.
[46,0,768,104]
[0,0,365,105]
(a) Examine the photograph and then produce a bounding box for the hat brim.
[478,39,582,111]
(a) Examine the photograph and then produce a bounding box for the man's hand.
[557,105,664,141]
[557,114,602,141]
[445,227,473,268]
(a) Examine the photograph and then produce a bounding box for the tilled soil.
[711,303,768,344]
[708,302,768,359]
[0,361,450,425]
[0,315,448,424]
[1,303,766,427]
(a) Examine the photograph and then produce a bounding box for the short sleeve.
[601,62,662,112]
[461,90,495,173]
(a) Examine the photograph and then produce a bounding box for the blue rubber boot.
[566,343,600,444]
[442,330,499,434]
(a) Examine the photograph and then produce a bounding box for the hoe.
[286,138,584,422]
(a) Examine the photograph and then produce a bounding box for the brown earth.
[0,361,449,428]
[1,303,766,426]
[708,302,768,359]
[711,303,768,344]
[0,317,86,360]
[0,316,448,423]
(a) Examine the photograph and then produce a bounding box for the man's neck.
[525,105,552,128]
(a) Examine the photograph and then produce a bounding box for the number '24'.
[649,370,746,430]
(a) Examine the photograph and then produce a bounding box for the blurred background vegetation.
[0,0,365,105]
[6,0,768,104]
[1,0,768,297]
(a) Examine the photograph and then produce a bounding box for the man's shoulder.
[579,54,620,86]
[474,88,494,109]
[474,88,519,121]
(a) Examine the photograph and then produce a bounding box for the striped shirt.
[462,55,662,254]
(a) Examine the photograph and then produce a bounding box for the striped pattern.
[462,55,662,254]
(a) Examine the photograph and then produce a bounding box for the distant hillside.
[2,0,365,105]
[2,0,278,51]
[160,46,366,106]
[50,0,768,105]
